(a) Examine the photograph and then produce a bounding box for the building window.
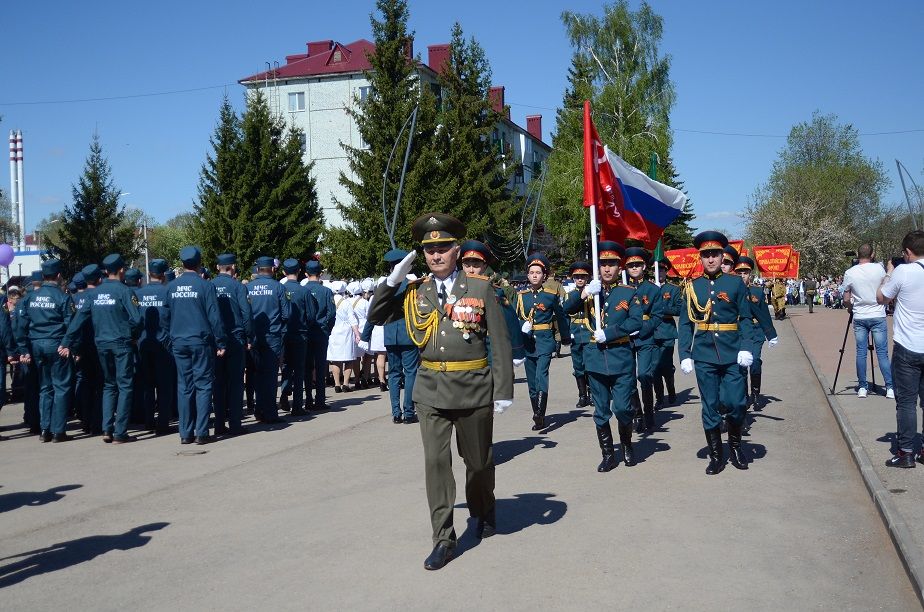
[514,164,524,184]
[298,133,307,155]
[288,92,305,112]
[430,82,442,111]
[533,152,543,177]
[333,50,343,63]
[359,86,372,103]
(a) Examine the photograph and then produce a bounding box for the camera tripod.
[830,311,877,395]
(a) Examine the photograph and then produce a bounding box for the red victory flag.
[753,244,794,278]
[664,247,702,279]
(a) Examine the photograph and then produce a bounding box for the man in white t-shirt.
[877,231,924,468]
[842,244,894,399]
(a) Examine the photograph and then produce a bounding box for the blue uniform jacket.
[361,280,414,347]
[563,284,643,376]
[627,278,665,346]
[746,285,777,345]
[678,272,756,365]
[16,282,74,353]
[0,300,15,355]
[303,280,335,337]
[653,282,682,342]
[135,282,171,348]
[164,271,226,349]
[212,273,253,343]
[284,281,317,338]
[566,288,593,346]
[248,274,290,343]
[62,279,142,350]
[515,286,569,357]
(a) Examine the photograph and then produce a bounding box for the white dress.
[366,292,386,352]
[327,295,359,361]
[351,296,370,356]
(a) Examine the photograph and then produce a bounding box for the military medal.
[446,294,457,305]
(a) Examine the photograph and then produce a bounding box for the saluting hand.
[387,250,417,286]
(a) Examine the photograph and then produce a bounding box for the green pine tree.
[45,134,138,278]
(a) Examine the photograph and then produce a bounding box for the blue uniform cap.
[383,248,409,264]
[216,253,237,266]
[305,260,322,275]
[569,261,592,276]
[102,253,125,272]
[624,247,650,266]
[30,270,43,282]
[41,258,62,276]
[282,258,301,274]
[598,241,626,262]
[459,240,493,264]
[124,268,142,284]
[255,255,275,268]
[165,269,176,282]
[179,245,201,266]
[73,272,87,290]
[736,256,755,271]
[149,259,168,274]
[81,264,102,283]
[694,230,729,253]
[526,252,551,272]
[722,245,740,265]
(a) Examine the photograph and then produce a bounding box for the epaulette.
[618,284,634,289]
[518,289,530,294]
[467,273,489,281]
[542,287,558,295]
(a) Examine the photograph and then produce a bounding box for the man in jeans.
[842,244,894,399]
[878,231,924,468]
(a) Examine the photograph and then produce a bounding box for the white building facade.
[240,39,551,228]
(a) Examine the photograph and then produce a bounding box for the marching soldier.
[135,259,175,435]
[15,259,75,443]
[771,278,787,320]
[734,256,778,411]
[367,213,513,571]
[248,256,289,423]
[516,253,569,430]
[624,247,665,433]
[678,232,756,474]
[212,253,253,435]
[563,242,643,471]
[302,260,335,410]
[652,257,682,408]
[804,276,818,313]
[565,262,593,408]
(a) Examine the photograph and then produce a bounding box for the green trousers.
[417,403,494,547]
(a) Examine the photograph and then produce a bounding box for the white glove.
[521,321,533,334]
[593,329,607,343]
[585,279,601,296]
[513,358,525,367]
[768,337,779,348]
[737,351,754,367]
[386,250,417,286]
[493,400,512,414]
[680,358,694,374]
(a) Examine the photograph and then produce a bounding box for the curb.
[792,320,924,606]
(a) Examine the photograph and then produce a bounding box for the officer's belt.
[642,315,651,320]
[532,323,553,331]
[421,358,488,372]
[696,323,739,332]
[662,316,675,323]
[571,318,586,324]
[601,337,630,346]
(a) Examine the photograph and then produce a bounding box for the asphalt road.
[0,319,918,610]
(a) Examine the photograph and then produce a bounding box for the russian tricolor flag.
[583,101,686,249]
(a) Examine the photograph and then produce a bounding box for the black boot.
[642,386,655,432]
[728,420,748,470]
[750,371,762,411]
[534,391,548,430]
[632,392,644,434]
[575,376,590,408]
[618,422,636,467]
[705,427,725,475]
[596,423,617,472]
[653,376,665,411]
[665,374,676,405]
[530,395,541,430]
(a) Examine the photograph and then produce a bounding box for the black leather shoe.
[334,385,343,393]
[180,437,194,445]
[477,517,496,539]
[403,415,419,424]
[886,452,916,468]
[40,430,52,443]
[596,423,617,472]
[380,382,389,392]
[102,433,113,443]
[393,416,403,424]
[727,420,748,470]
[618,423,636,467]
[112,435,136,444]
[194,436,210,445]
[705,427,725,475]
[423,543,455,570]
[52,433,71,443]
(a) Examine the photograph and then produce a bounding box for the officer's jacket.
[303,280,335,337]
[368,270,513,409]
[515,285,569,357]
[746,285,777,345]
[627,277,665,346]
[678,272,756,365]
[566,288,592,346]
[135,282,171,348]
[284,281,317,338]
[71,292,98,356]
[16,281,74,353]
[212,273,253,343]
[563,283,643,376]
[653,282,682,342]
[247,274,290,342]
[0,300,14,356]
[164,271,226,349]
[496,286,525,361]
[362,280,415,348]
[63,279,142,350]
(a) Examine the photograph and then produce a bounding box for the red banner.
[728,239,745,256]
[753,244,794,277]
[665,248,702,279]
[783,251,800,278]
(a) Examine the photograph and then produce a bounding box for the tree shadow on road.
[540,409,591,434]
[0,485,83,514]
[633,436,671,463]
[454,493,567,557]
[672,387,698,406]
[494,436,557,466]
[0,522,169,589]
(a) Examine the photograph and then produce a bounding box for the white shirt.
[881,261,924,353]
[433,270,458,300]
[843,262,886,320]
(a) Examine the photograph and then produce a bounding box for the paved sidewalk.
[791,306,924,601]
[0,323,919,610]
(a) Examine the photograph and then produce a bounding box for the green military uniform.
[735,257,778,410]
[543,276,566,357]
[366,213,513,570]
[624,247,665,433]
[653,269,682,408]
[804,278,818,313]
[566,261,593,408]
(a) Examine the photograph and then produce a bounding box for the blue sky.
[1,0,922,237]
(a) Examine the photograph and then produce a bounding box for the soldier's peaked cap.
[73,272,87,289]
[149,259,169,274]
[124,268,142,283]
[383,248,409,264]
[459,240,493,263]
[694,231,729,252]
[282,258,301,274]
[255,255,275,268]
[624,247,650,266]
[526,253,551,271]
[102,253,125,272]
[736,256,755,271]
[216,253,237,266]
[81,264,102,281]
[598,241,626,261]
[40,258,62,276]
[305,260,322,274]
[412,212,466,244]
[179,246,201,267]
[569,261,592,276]
[722,245,740,264]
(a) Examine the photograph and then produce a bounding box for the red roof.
[240,39,376,82]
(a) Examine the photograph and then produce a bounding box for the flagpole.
[654,261,660,286]
[589,203,602,334]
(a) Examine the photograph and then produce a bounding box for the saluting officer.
[248,256,289,423]
[516,253,569,431]
[734,256,778,411]
[212,253,253,435]
[302,260,335,410]
[652,257,682,408]
[16,259,75,443]
[367,213,513,571]
[280,258,317,416]
[564,242,643,471]
[61,254,143,444]
[165,246,226,444]
[624,247,665,433]
[678,232,756,474]
[565,262,593,408]
[135,259,175,435]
